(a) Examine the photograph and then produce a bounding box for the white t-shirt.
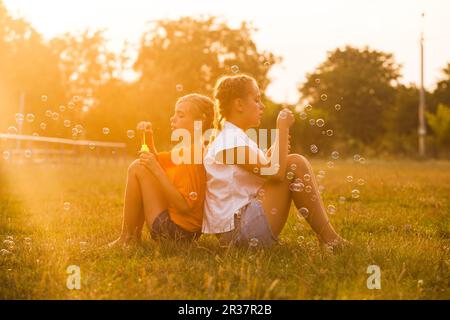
[202,121,267,234]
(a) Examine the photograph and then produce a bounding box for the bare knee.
[127,159,144,176]
[287,153,311,171]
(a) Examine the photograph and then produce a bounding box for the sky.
[3,0,450,104]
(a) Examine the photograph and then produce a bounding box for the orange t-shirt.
[156,147,205,233]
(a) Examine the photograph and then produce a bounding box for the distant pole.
[418,13,426,158]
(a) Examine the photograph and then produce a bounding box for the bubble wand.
[140,130,150,153]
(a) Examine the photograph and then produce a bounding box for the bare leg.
[109,160,168,246]
[260,154,342,244]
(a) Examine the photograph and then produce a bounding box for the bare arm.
[215,108,294,182]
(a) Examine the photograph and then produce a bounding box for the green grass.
[0,158,449,299]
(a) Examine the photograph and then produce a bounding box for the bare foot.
[107,235,138,248]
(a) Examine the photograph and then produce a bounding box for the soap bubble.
[0,249,11,256]
[41,95,48,102]
[63,202,71,211]
[298,207,309,218]
[305,185,312,193]
[2,151,10,160]
[264,61,270,67]
[351,189,360,199]
[320,94,328,101]
[189,192,198,201]
[309,119,315,126]
[73,95,80,102]
[289,182,303,192]
[346,175,353,182]
[310,144,318,153]
[26,114,35,123]
[270,208,278,215]
[357,178,365,186]
[331,151,339,160]
[59,105,66,112]
[102,127,110,135]
[334,104,342,111]
[303,174,311,181]
[45,110,52,117]
[359,157,366,164]
[127,130,135,139]
[339,196,346,203]
[68,101,75,109]
[249,238,259,248]
[7,126,18,135]
[319,170,326,176]
[71,128,78,136]
[63,120,71,128]
[327,204,336,215]
[15,113,24,123]
[40,123,47,130]
[3,240,14,250]
[353,154,361,162]
[51,112,59,120]
[327,161,334,168]
[175,84,183,92]
[252,167,259,174]
[88,143,95,150]
[326,129,334,136]
[305,104,313,112]
[279,111,287,119]
[231,65,239,74]
[257,189,265,198]
[315,78,320,84]
[318,185,325,193]
[286,171,295,180]
[316,119,325,127]
[24,149,32,158]
[299,112,307,120]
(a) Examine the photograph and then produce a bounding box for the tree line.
[0,1,449,157]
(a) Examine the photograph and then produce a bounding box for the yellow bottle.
[140,131,150,153]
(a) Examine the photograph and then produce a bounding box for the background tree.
[298,46,401,154]
[426,104,450,157]
[433,63,450,107]
[133,16,280,149]
[0,0,64,135]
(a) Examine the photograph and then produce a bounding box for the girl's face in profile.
[170,102,196,134]
[241,81,265,128]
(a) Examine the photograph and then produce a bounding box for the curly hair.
[212,74,257,131]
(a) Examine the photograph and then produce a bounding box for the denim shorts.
[219,199,277,248]
[151,210,201,242]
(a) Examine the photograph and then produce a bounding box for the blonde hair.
[209,74,257,143]
[176,93,215,132]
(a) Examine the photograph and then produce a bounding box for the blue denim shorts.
[151,210,201,242]
[219,199,277,248]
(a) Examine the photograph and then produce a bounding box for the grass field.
[0,158,449,299]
